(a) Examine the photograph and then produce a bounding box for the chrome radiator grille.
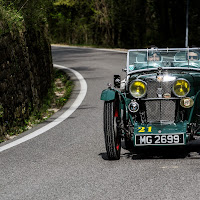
[145,100,175,122]
[146,79,173,98]
[145,79,175,122]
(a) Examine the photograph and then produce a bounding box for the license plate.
[135,134,184,146]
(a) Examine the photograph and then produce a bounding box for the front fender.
[101,88,130,122]
[100,89,116,101]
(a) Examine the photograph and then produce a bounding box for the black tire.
[104,100,121,160]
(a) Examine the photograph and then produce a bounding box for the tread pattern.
[104,101,121,160]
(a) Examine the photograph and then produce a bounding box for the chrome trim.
[128,47,200,52]
[128,67,200,75]
[172,78,190,97]
[141,98,180,101]
[128,101,139,113]
[129,79,147,98]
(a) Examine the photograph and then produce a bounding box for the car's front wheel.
[104,100,121,160]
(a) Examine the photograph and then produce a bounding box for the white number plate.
[135,134,184,146]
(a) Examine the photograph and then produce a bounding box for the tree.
[48,0,200,48]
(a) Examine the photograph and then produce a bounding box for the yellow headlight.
[129,80,147,98]
[172,79,190,97]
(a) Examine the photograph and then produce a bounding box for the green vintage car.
[101,47,200,159]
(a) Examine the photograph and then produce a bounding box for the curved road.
[1,46,200,200]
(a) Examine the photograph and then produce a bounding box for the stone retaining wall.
[0,10,53,139]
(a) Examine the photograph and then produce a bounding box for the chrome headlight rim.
[172,78,190,97]
[129,79,147,98]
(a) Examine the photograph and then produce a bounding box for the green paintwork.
[133,121,188,146]
[128,71,200,123]
[100,89,116,101]
[188,89,200,123]
[134,121,187,135]
[101,49,200,155]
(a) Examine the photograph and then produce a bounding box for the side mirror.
[114,75,121,88]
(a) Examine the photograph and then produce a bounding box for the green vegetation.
[0,69,73,143]
[0,1,23,35]
[48,0,200,48]
[0,0,52,36]
[53,69,74,108]
[0,0,54,141]
[0,104,3,118]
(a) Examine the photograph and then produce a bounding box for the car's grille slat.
[145,100,175,122]
[146,81,158,98]
[145,79,175,122]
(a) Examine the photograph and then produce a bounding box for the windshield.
[127,48,200,74]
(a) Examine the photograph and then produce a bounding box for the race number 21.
[138,126,152,133]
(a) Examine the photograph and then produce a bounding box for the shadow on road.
[98,151,192,161]
[99,146,200,160]
[71,66,97,72]
[99,152,133,160]
[78,105,97,110]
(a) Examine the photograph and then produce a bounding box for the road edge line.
[0,64,87,153]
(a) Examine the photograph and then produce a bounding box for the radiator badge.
[163,93,171,98]
[180,97,194,108]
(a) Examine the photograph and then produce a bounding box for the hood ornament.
[157,67,162,74]
[157,88,163,98]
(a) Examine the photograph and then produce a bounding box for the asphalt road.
[1,46,200,200]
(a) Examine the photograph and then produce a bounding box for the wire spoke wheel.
[104,99,121,160]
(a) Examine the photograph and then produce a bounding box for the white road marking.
[0,64,87,153]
